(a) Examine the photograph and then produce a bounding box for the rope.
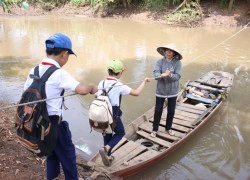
[0,77,158,110]
[184,20,250,66]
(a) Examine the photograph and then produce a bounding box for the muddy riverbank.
[0,103,113,180]
[0,2,250,27]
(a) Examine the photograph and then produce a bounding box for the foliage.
[0,0,27,12]
[143,0,181,9]
[70,0,87,7]
[166,1,202,27]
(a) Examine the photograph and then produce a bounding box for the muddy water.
[0,16,250,179]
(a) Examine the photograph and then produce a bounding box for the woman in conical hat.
[151,43,182,138]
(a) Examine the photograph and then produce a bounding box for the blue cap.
[45,33,76,56]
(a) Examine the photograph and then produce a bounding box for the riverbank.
[0,2,249,27]
[0,103,114,180]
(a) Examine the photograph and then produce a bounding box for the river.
[0,16,250,179]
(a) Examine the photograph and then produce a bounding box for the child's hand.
[90,84,98,94]
[144,78,150,82]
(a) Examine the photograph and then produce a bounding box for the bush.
[70,0,87,7]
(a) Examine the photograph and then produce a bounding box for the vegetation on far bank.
[1,0,250,27]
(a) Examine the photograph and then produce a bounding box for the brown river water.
[0,16,250,179]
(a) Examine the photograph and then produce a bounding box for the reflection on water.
[0,17,250,179]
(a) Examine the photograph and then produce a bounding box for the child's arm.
[129,78,150,96]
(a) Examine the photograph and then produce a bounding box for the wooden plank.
[175,109,200,119]
[188,81,224,93]
[174,114,197,123]
[149,113,197,124]
[148,117,190,133]
[110,144,147,171]
[173,118,194,128]
[111,141,142,160]
[177,102,207,111]
[162,108,199,119]
[191,105,215,126]
[95,140,139,165]
[197,72,214,83]
[136,130,172,148]
[171,123,190,133]
[176,105,204,115]
[147,119,186,138]
[138,122,180,141]
[121,150,160,169]
[111,137,128,153]
[186,94,214,104]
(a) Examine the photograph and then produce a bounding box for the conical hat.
[157,43,182,60]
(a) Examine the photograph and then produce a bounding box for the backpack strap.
[32,65,59,83]
[40,66,59,83]
[107,82,118,94]
[102,80,117,96]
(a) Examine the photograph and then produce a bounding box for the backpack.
[15,65,63,157]
[89,80,118,135]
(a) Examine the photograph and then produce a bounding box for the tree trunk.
[228,0,234,12]
[122,0,129,9]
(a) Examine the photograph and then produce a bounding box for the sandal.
[109,155,115,163]
[150,131,157,138]
[166,130,175,136]
[99,147,111,167]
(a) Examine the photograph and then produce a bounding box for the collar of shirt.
[41,58,61,68]
[106,76,120,81]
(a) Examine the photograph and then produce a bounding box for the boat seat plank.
[176,105,204,115]
[110,144,147,171]
[175,109,200,119]
[115,150,160,171]
[177,102,207,111]
[136,130,172,148]
[138,122,180,141]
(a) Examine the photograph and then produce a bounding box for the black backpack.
[15,65,63,157]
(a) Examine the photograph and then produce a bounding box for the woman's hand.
[165,69,171,77]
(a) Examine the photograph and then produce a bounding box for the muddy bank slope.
[0,2,250,27]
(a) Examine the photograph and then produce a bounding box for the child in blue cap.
[23,33,97,180]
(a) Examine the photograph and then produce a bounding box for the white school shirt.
[96,77,132,106]
[24,58,80,116]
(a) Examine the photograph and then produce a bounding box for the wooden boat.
[89,71,234,178]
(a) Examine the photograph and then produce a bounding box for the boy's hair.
[108,69,120,76]
[46,48,67,56]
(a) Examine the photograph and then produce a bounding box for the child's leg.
[106,117,125,155]
[103,133,113,146]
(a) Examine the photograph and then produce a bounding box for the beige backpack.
[89,81,117,134]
